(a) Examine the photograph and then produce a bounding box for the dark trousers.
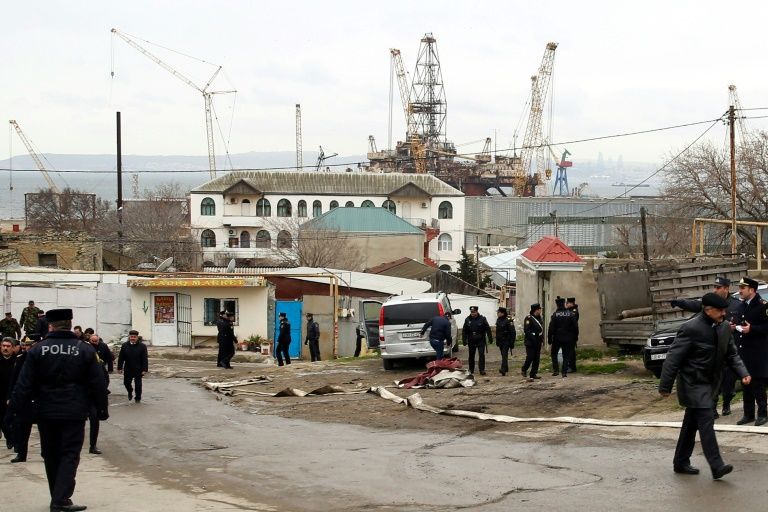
[468,340,486,374]
[216,342,225,366]
[38,419,86,506]
[550,341,561,373]
[124,371,143,400]
[498,343,511,374]
[673,407,724,471]
[742,378,767,419]
[523,342,541,377]
[88,407,99,449]
[219,343,235,368]
[560,342,575,377]
[0,403,10,440]
[13,419,33,458]
[354,336,363,357]
[719,367,736,405]
[568,342,578,372]
[276,341,291,366]
[308,339,321,361]
[429,339,444,360]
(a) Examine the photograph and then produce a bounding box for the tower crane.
[547,143,572,196]
[110,28,236,179]
[9,120,61,193]
[315,146,338,172]
[390,48,427,174]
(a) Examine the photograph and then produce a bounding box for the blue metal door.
[275,301,303,359]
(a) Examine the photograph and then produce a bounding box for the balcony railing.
[404,217,439,229]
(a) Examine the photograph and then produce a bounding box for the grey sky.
[2,0,766,166]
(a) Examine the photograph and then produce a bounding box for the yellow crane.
[390,48,427,174]
[111,28,236,179]
[9,120,61,193]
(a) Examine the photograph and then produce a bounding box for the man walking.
[217,312,236,369]
[6,339,35,462]
[522,303,544,380]
[0,337,17,446]
[659,293,750,480]
[215,310,228,368]
[420,311,453,361]
[118,330,148,403]
[305,313,321,362]
[495,307,515,376]
[462,306,493,375]
[34,310,49,342]
[732,277,768,426]
[87,333,113,455]
[9,308,108,511]
[0,312,22,340]
[548,297,578,378]
[19,300,40,339]
[276,312,292,366]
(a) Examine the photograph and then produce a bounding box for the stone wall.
[0,231,103,270]
[0,249,19,268]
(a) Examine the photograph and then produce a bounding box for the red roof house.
[519,236,584,271]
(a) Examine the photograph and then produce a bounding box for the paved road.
[3,377,767,511]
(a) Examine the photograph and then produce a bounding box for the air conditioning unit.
[228,229,235,236]
[421,202,428,209]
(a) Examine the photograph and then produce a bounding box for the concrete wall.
[350,233,423,268]
[301,294,335,360]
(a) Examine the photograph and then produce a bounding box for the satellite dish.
[155,257,174,272]
[225,258,236,273]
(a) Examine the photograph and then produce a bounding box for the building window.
[330,200,339,210]
[345,201,354,208]
[438,201,453,219]
[255,230,271,248]
[201,229,216,248]
[228,237,239,248]
[240,231,251,248]
[361,200,375,208]
[297,200,307,217]
[313,200,322,217]
[256,198,271,217]
[38,253,58,267]
[201,197,216,216]
[277,230,292,249]
[382,200,396,214]
[204,298,239,326]
[277,198,292,217]
[241,199,251,216]
[438,233,452,251]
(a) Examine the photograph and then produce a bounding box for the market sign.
[127,277,266,288]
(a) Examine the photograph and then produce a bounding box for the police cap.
[555,297,566,306]
[45,308,72,322]
[566,297,576,303]
[738,277,759,290]
[713,276,731,287]
[530,303,541,312]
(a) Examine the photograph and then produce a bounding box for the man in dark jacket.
[0,312,22,339]
[548,297,578,377]
[659,293,750,480]
[421,312,453,361]
[216,312,236,369]
[87,333,113,455]
[6,339,35,462]
[462,306,493,375]
[522,303,544,380]
[19,300,41,339]
[495,307,516,376]
[118,330,148,403]
[565,297,579,373]
[0,337,17,445]
[276,312,292,366]
[33,310,49,342]
[215,310,228,367]
[305,313,321,362]
[733,277,768,426]
[671,276,742,416]
[9,308,108,511]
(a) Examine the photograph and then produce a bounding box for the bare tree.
[269,217,365,270]
[25,188,111,232]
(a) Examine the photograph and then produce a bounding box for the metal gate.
[177,293,192,347]
[274,300,303,359]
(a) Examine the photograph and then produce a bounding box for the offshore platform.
[365,35,571,197]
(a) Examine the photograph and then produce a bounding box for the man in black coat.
[522,304,544,380]
[462,306,493,375]
[565,297,579,373]
[659,293,750,480]
[0,337,17,446]
[421,312,453,361]
[276,312,292,366]
[495,307,516,376]
[118,330,149,403]
[732,277,768,426]
[33,310,49,342]
[87,333,113,455]
[6,339,35,462]
[215,310,228,367]
[548,297,578,377]
[305,313,321,362]
[9,308,108,511]
[216,312,236,369]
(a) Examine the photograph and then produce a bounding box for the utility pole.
[116,111,124,270]
[475,237,481,288]
[729,105,738,256]
[640,207,649,262]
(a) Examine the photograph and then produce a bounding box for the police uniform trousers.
[568,342,578,372]
[123,370,143,400]
[673,407,724,471]
[220,342,235,368]
[276,341,291,366]
[468,339,485,374]
[742,378,767,419]
[550,340,562,373]
[497,342,512,374]
[38,419,86,506]
[559,341,576,377]
[308,339,321,362]
[13,417,33,459]
[522,342,541,377]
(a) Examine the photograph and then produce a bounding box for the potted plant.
[247,334,265,352]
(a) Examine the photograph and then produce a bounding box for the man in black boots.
[118,330,148,403]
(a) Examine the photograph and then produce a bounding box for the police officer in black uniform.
[522,303,544,380]
[276,312,292,366]
[462,306,493,375]
[548,296,579,378]
[733,277,768,426]
[9,308,108,512]
[495,307,516,376]
[565,297,579,373]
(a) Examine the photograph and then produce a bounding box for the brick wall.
[0,231,103,270]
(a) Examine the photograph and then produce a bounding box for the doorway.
[151,293,178,346]
[274,300,303,359]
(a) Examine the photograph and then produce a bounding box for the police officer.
[6,339,35,462]
[276,312,292,366]
[462,306,493,375]
[548,296,578,377]
[565,297,579,373]
[733,277,768,426]
[9,308,108,512]
[305,313,321,362]
[495,307,516,376]
[522,304,544,380]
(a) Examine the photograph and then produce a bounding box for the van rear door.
[359,300,382,349]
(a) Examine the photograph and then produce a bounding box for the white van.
[360,293,461,370]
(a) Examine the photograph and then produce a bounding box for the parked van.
[360,293,461,370]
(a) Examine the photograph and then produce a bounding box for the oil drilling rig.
[367,36,561,197]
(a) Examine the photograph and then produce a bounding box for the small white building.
[189,171,465,270]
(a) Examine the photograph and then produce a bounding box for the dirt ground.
[150,346,684,433]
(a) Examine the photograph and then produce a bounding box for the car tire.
[652,368,662,379]
[383,358,395,371]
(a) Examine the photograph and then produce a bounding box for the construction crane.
[296,104,303,171]
[728,85,749,144]
[390,48,428,174]
[547,144,572,196]
[315,146,338,172]
[517,42,558,194]
[9,120,61,193]
[110,28,236,179]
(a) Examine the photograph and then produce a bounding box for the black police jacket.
[734,293,768,378]
[277,320,292,344]
[495,317,516,347]
[9,331,108,421]
[462,315,492,344]
[674,295,742,325]
[548,308,578,345]
[523,314,544,346]
[118,341,148,374]
[659,312,748,408]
